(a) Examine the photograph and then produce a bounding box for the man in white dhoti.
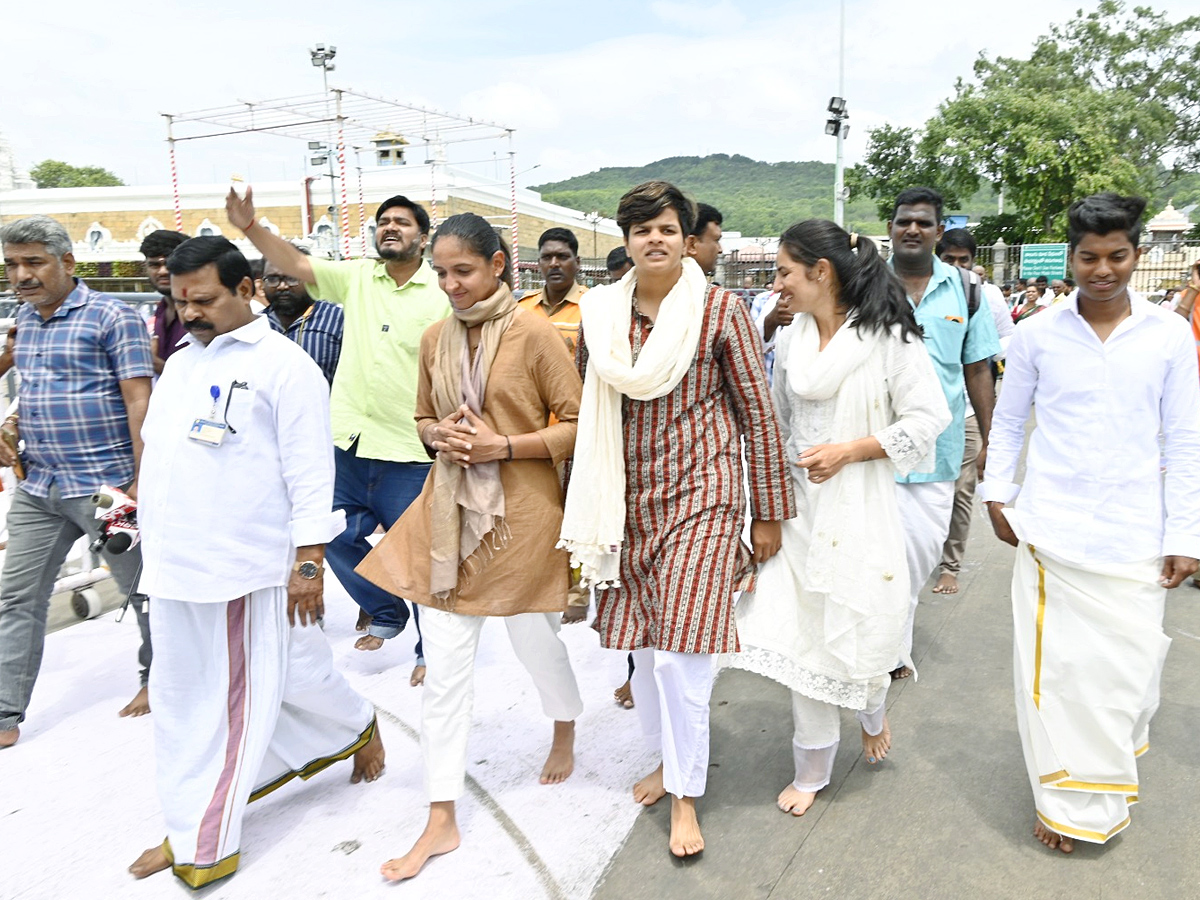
[127,237,384,887]
[981,194,1200,853]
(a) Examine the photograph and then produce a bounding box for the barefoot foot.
[119,685,151,718]
[0,727,19,749]
[128,845,172,879]
[380,802,460,882]
[890,665,912,681]
[932,573,959,594]
[613,680,634,709]
[351,726,386,784]
[1033,819,1075,854]
[355,610,373,633]
[777,784,818,816]
[410,663,426,686]
[540,720,575,784]
[862,716,891,764]
[633,763,666,806]
[561,604,587,625]
[669,795,704,857]
[355,634,384,651]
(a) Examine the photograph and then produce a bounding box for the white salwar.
[732,315,948,793]
[150,588,375,887]
[897,479,955,661]
[1010,524,1169,844]
[419,607,584,800]
[630,648,716,798]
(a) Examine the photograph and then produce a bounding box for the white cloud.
[651,0,747,33]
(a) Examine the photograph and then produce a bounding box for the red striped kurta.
[577,287,796,654]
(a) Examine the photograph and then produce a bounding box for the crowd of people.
[0,177,1197,887]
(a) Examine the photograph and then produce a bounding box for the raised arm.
[226,185,315,285]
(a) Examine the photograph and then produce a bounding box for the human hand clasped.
[428,405,507,468]
[795,443,850,483]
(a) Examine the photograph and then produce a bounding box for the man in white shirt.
[981,194,1200,855]
[127,237,385,889]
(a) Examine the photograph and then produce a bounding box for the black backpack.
[956,267,981,319]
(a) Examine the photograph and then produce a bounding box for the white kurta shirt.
[980,294,1200,565]
[138,316,345,602]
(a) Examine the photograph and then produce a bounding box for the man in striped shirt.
[262,247,343,385]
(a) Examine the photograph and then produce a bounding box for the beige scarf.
[559,257,708,586]
[428,282,518,599]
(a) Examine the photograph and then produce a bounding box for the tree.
[851,2,1200,239]
[30,160,124,188]
[846,124,976,221]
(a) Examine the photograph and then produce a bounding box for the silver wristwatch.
[293,560,324,580]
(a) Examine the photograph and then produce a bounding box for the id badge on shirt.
[188,418,227,446]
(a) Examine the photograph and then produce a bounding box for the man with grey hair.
[0,215,155,746]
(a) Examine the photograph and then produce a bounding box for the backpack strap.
[957,266,981,318]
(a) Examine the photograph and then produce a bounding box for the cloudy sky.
[4,0,1196,189]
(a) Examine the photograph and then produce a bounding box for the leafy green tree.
[30,160,124,188]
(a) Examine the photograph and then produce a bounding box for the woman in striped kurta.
[562,181,794,858]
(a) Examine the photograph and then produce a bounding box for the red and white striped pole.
[429,155,439,230]
[337,99,350,258]
[356,160,366,256]
[166,115,183,232]
[508,133,518,287]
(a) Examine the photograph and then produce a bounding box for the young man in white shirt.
[128,237,385,888]
[981,193,1200,854]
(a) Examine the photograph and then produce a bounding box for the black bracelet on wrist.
[505,436,513,461]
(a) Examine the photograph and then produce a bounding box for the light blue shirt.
[891,256,1001,483]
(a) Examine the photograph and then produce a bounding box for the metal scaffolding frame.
[163,88,516,258]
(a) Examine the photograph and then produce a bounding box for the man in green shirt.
[227,188,449,681]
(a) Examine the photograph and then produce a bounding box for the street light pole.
[310,43,340,257]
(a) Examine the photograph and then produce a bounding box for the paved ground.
[594,512,1200,900]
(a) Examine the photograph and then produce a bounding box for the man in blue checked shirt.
[261,246,343,385]
[0,215,155,747]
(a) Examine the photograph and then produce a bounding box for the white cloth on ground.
[630,647,715,798]
[1009,524,1168,844]
[150,588,375,887]
[897,479,955,661]
[419,607,583,801]
[559,258,708,586]
[733,317,948,703]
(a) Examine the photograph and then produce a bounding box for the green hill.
[532,154,898,236]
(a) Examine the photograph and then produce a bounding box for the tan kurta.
[356,309,581,617]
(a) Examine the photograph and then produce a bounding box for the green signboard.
[1020,243,1069,279]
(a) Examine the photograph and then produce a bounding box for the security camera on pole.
[825,0,849,227]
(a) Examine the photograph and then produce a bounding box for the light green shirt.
[308,257,450,462]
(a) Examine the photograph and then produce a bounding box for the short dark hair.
[691,203,723,238]
[165,236,252,293]
[616,181,696,238]
[1064,277,1075,288]
[1067,192,1147,252]
[606,246,631,270]
[430,213,512,288]
[139,229,188,259]
[538,227,578,255]
[891,186,944,222]
[1035,275,1049,286]
[936,227,976,259]
[248,258,265,280]
[375,195,431,234]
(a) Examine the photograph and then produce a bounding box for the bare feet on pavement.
[128,844,172,879]
[410,664,426,686]
[351,726,386,784]
[669,796,704,857]
[777,784,817,816]
[380,801,460,882]
[540,720,575,784]
[561,603,587,624]
[613,680,634,709]
[0,727,18,748]
[1033,819,1075,854]
[890,665,912,680]
[862,716,891,764]
[119,685,151,718]
[355,634,384,651]
[355,610,373,633]
[932,572,959,594]
[633,762,666,806]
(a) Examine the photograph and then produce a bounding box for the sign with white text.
[1020,243,1069,279]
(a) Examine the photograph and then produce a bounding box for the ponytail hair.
[778,219,922,342]
[430,213,513,288]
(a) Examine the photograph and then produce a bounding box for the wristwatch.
[293,560,324,580]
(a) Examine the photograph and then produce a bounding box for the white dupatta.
[559,257,709,586]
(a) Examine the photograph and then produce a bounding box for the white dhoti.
[897,480,955,660]
[149,587,376,888]
[1012,542,1170,844]
[419,608,583,801]
[630,648,715,798]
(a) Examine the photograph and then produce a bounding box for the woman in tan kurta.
[357,213,583,884]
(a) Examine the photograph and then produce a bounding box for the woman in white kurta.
[731,219,949,816]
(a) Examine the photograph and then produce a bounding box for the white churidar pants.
[630,647,716,798]
[150,588,376,889]
[896,480,955,660]
[420,608,584,801]
[789,682,889,792]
